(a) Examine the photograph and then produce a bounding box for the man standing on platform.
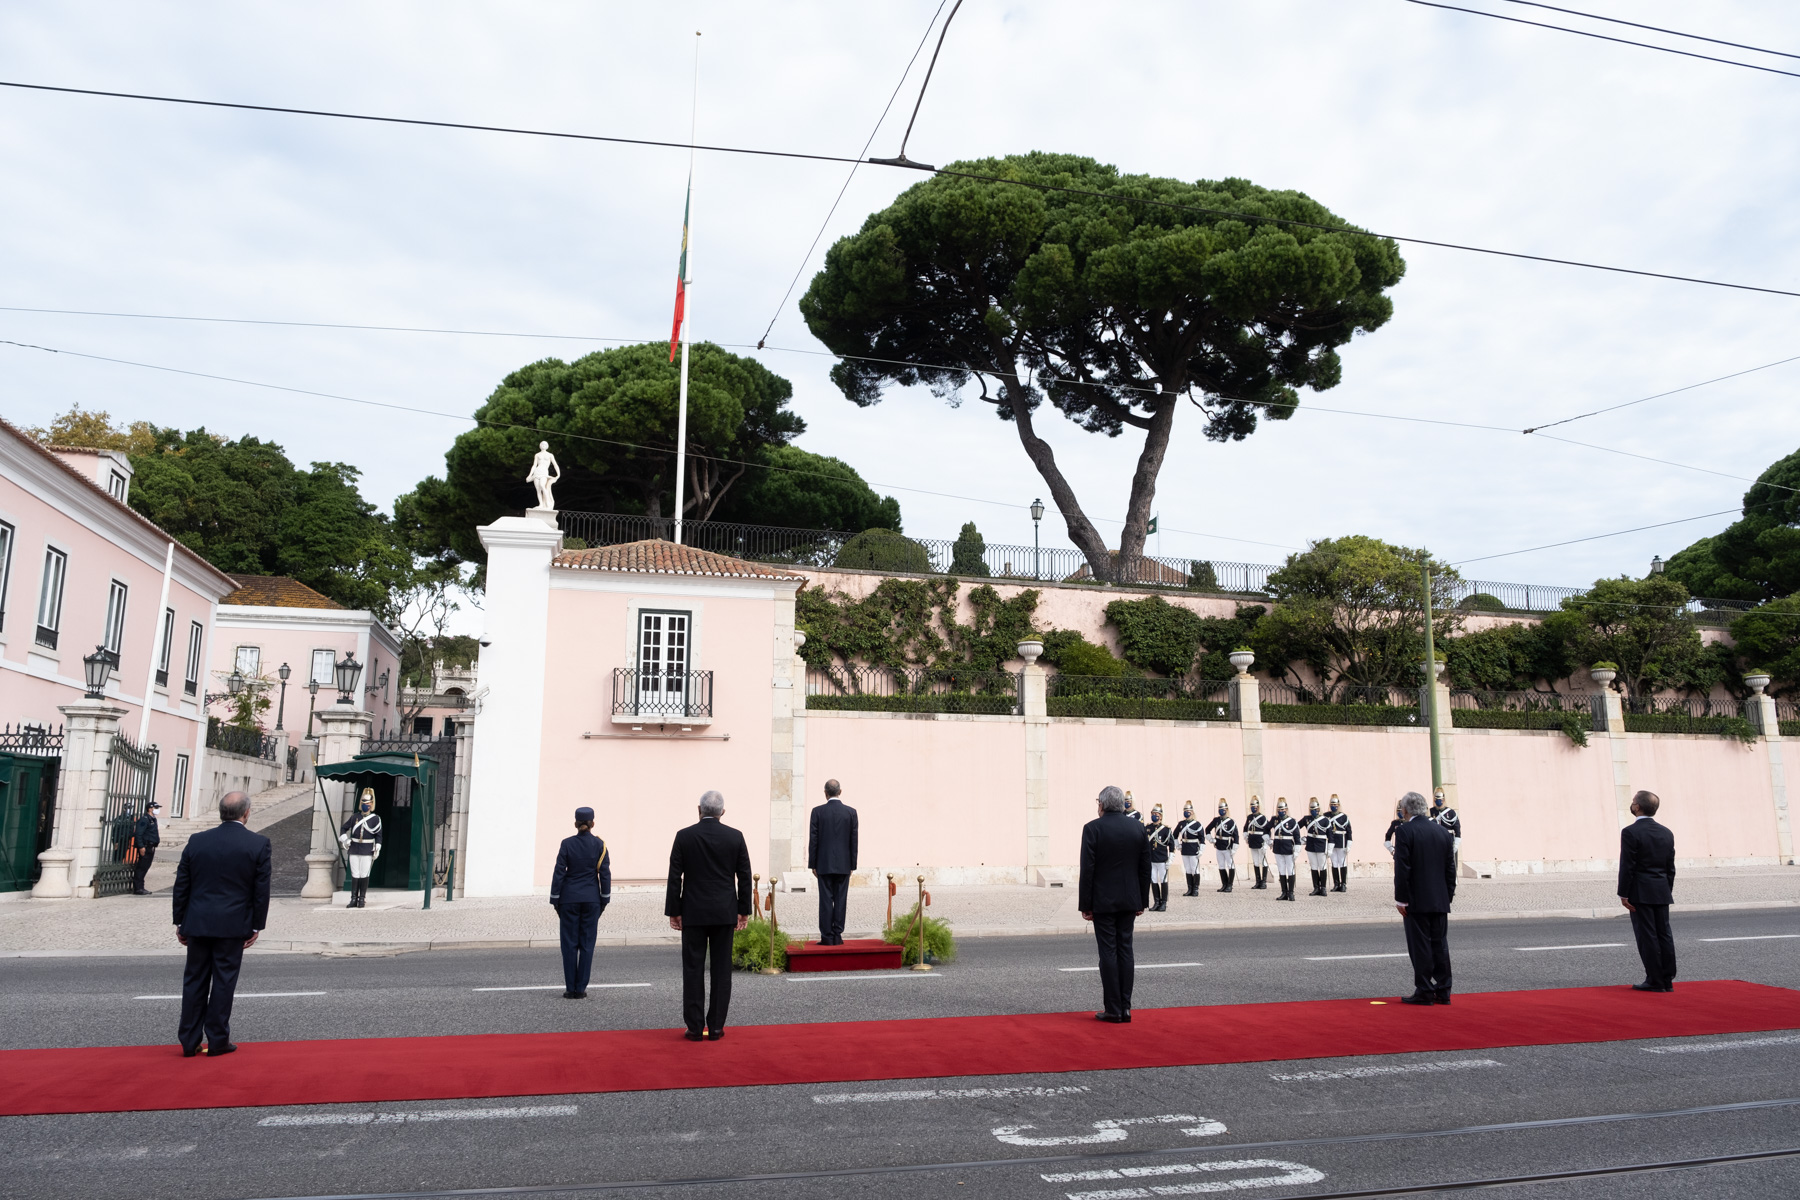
[550,806,611,999]
[1080,785,1151,1023]
[172,790,271,1057]
[1393,790,1456,1005]
[666,790,752,1042]
[1620,789,1678,992]
[808,779,858,945]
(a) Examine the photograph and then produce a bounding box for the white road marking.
[781,972,941,982]
[259,1105,577,1127]
[1047,1157,1325,1197]
[1643,1034,1800,1055]
[813,1085,1090,1104]
[994,1114,1225,1146]
[1699,934,1800,942]
[1513,943,1626,952]
[1059,962,1204,973]
[470,983,652,991]
[1303,953,1407,961]
[133,991,326,1000]
[1271,1058,1500,1082]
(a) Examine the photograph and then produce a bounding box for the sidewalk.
[2,866,1793,956]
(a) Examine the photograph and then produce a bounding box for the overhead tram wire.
[1522,353,1800,433]
[753,0,952,350]
[0,336,1292,552]
[5,78,1800,300]
[1402,0,1800,81]
[1495,0,1800,61]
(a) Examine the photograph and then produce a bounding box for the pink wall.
[534,583,780,883]
[1047,721,1245,862]
[209,616,401,740]
[807,713,1027,877]
[1451,729,1619,869]
[1623,736,1782,865]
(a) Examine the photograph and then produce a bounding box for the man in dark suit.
[1620,789,1678,992]
[808,778,858,945]
[666,790,752,1041]
[550,806,612,999]
[1079,785,1151,1023]
[171,790,272,1057]
[1392,790,1456,1005]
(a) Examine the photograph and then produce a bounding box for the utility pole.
[1421,565,1442,794]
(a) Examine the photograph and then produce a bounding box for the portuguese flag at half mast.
[668,173,691,362]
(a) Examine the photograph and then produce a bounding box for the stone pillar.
[1426,662,1459,810]
[451,714,475,894]
[304,706,370,899]
[1228,653,1264,807]
[1745,679,1795,865]
[768,605,801,879]
[463,513,562,896]
[1588,668,1633,827]
[35,699,127,899]
[1018,640,1051,879]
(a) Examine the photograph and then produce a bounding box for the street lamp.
[82,646,117,699]
[334,652,364,705]
[1649,555,1665,575]
[1030,497,1045,580]
[305,678,320,739]
[275,662,291,730]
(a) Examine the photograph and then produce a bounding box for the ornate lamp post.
[306,678,320,739]
[82,647,118,699]
[203,669,246,708]
[1030,497,1045,580]
[275,662,291,731]
[334,652,364,705]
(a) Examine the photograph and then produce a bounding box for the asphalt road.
[3,907,1797,1200]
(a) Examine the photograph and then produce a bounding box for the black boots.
[349,878,368,908]
[1252,866,1268,890]
[1185,872,1200,897]
[1152,882,1168,912]
[1218,869,1233,894]
[1331,866,1349,892]
[1282,874,1297,900]
[1310,870,1326,897]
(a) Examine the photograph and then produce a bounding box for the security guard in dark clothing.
[1270,798,1300,901]
[1327,794,1353,892]
[550,806,612,998]
[1145,805,1175,911]
[1244,797,1269,890]
[1173,803,1207,896]
[131,801,163,895]
[1302,797,1331,897]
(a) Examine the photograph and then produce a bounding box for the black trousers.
[1092,911,1137,1017]
[681,923,735,1034]
[1402,909,1452,996]
[1630,903,1677,987]
[559,902,600,993]
[179,935,246,1052]
[816,873,849,945]
[131,849,155,893]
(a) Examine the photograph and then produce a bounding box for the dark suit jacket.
[807,798,858,874]
[664,817,753,925]
[172,820,272,938]
[1619,817,1676,905]
[1393,815,1456,913]
[550,831,612,906]
[1078,811,1152,914]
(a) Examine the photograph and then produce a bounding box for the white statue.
[525,441,561,511]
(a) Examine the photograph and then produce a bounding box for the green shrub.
[949,522,990,576]
[1040,630,1128,676]
[733,918,803,972]
[883,902,956,966]
[1188,561,1219,591]
[1105,594,1204,675]
[1452,706,1590,746]
[805,693,1017,714]
[560,536,588,551]
[1048,695,1233,721]
[1457,592,1505,612]
[1622,713,1758,743]
[834,528,933,573]
[1261,703,1421,727]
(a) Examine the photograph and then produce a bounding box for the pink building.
[0,419,237,890]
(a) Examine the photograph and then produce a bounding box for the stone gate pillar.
[1019,641,1051,878]
[34,699,126,899]
[304,706,370,898]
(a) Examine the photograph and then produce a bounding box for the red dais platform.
[785,938,905,972]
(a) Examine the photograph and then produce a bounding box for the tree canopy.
[1554,575,1717,702]
[401,342,898,565]
[1664,445,1800,604]
[800,152,1404,581]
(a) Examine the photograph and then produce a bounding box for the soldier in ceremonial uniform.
[1145,804,1175,911]
[1431,788,1462,870]
[1302,797,1331,897]
[1270,798,1300,901]
[1384,799,1405,858]
[1327,794,1353,892]
[1206,800,1240,892]
[1173,802,1207,896]
[1126,791,1144,824]
[1243,796,1270,890]
[338,788,383,908]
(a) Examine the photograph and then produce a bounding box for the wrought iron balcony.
[612,668,714,720]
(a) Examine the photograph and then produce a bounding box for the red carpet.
[3,980,1796,1117]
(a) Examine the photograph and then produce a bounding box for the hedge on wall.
[1451,706,1590,746]
[833,527,932,573]
[1105,594,1205,676]
[1260,703,1421,727]
[804,693,1017,714]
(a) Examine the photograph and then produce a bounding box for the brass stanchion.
[910,874,932,971]
[885,872,896,931]
[752,873,762,920]
[760,876,781,976]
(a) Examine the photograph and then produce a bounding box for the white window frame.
[184,621,204,696]
[155,607,175,688]
[635,609,691,715]
[35,545,67,649]
[310,648,336,685]
[103,579,128,656]
[107,470,128,502]
[0,519,13,636]
[170,752,190,819]
[234,645,261,678]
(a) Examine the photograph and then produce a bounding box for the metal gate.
[94,730,156,899]
[0,724,62,893]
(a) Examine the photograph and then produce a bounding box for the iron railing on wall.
[95,731,156,899]
[611,668,715,720]
[1259,682,1424,726]
[1447,689,1593,733]
[206,718,277,761]
[805,665,1020,714]
[1046,675,1232,721]
[1621,695,1749,735]
[0,724,64,756]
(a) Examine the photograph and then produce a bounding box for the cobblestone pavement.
[0,865,1792,955]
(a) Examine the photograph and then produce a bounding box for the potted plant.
[1744,670,1773,694]
[1228,647,1255,674]
[1016,639,1045,665]
[1589,662,1619,688]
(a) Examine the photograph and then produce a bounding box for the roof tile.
[553,539,805,580]
[222,575,347,609]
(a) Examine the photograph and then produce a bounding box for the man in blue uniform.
[1269,798,1299,901]
[550,806,612,999]
[1327,794,1353,892]
[1206,800,1239,893]
[1302,797,1331,897]
[1173,802,1206,896]
[1243,796,1269,890]
[1145,805,1175,911]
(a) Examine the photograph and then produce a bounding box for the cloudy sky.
[4,0,1798,617]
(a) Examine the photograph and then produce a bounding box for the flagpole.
[673,31,700,547]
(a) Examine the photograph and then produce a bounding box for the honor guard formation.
[1108,790,1437,904]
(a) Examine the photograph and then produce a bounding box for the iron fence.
[1622,695,1749,736]
[1447,690,1592,712]
[206,718,277,760]
[805,665,1020,714]
[95,731,156,899]
[0,723,63,756]
[611,668,715,720]
[363,734,458,829]
[1046,675,1233,721]
[1259,681,1423,726]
